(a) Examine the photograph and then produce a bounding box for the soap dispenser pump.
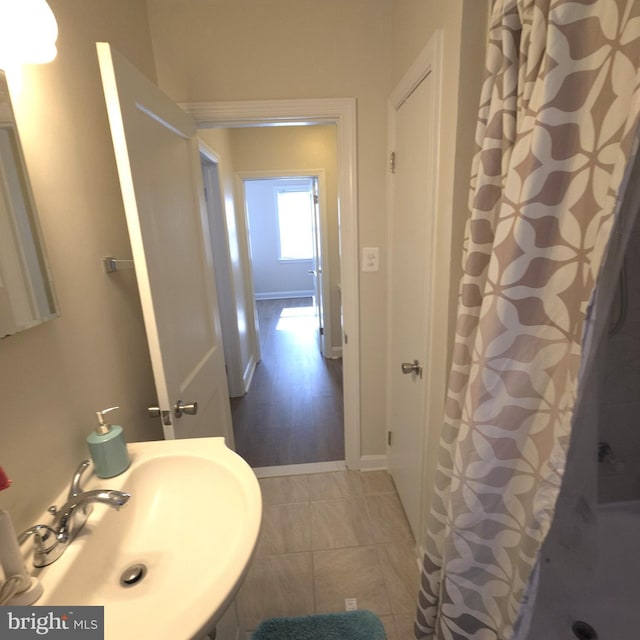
[86,406,130,478]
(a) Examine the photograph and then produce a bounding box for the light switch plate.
[362,247,380,272]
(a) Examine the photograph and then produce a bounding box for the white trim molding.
[184,98,355,128]
[242,354,258,395]
[359,455,388,471]
[329,346,343,359]
[253,460,347,478]
[183,98,361,470]
[254,291,315,300]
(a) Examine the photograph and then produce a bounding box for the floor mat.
[251,609,387,640]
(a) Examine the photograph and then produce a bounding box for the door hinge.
[387,430,392,446]
[320,327,324,336]
[313,193,319,205]
[344,332,348,345]
[390,151,396,174]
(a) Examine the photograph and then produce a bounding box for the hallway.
[231,298,344,468]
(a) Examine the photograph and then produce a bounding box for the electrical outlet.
[345,598,358,611]
[362,247,380,272]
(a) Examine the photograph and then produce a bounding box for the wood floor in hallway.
[230,298,344,468]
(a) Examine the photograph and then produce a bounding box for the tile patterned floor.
[237,470,419,639]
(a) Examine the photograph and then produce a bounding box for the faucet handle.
[18,524,65,566]
[48,461,92,516]
[18,524,58,549]
[68,460,91,500]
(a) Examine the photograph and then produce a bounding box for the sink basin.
[28,438,262,639]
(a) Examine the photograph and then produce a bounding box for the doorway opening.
[243,175,333,355]
[188,97,360,473]
[230,174,343,468]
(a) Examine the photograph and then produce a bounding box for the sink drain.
[120,563,147,587]
[572,621,598,640]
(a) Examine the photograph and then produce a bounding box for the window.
[276,189,314,261]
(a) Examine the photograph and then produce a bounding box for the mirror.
[0,69,57,338]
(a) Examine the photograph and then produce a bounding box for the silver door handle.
[147,406,161,418]
[401,360,423,378]
[174,400,198,418]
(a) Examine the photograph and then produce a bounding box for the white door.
[309,177,326,354]
[97,42,233,444]
[387,70,436,539]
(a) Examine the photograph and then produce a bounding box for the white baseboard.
[359,454,388,471]
[251,456,387,477]
[254,291,314,300]
[328,346,343,359]
[242,356,258,393]
[252,460,347,478]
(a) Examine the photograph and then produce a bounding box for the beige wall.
[452,1,493,324]
[0,1,492,538]
[0,1,161,531]
[225,125,341,351]
[147,0,393,457]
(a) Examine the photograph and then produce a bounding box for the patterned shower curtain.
[415,1,640,639]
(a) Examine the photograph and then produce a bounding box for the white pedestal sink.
[27,438,262,640]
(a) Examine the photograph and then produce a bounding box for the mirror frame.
[0,69,58,338]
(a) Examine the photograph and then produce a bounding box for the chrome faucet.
[18,460,131,567]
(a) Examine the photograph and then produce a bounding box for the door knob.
[401,360,423,378]
[174,400,198,418]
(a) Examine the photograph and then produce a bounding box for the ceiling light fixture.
[0,0,58,70]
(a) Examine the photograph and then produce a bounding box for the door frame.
[386,32,444,552]
[183,98,360,470]
[238,169,334,358]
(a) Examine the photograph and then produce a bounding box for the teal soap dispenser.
[87,406,130,478]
